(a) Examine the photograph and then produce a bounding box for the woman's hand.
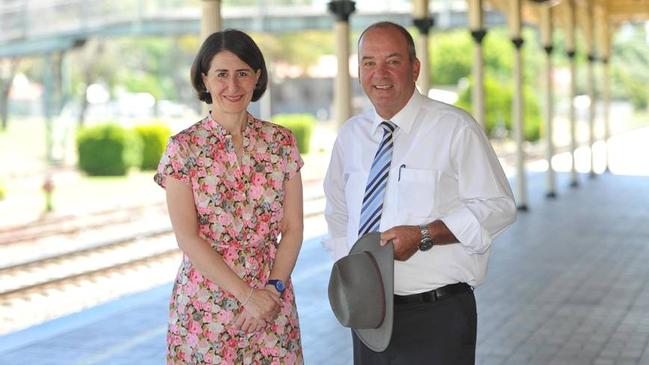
[234,309,266,333]
[242,288,281,322]
[263,285,282,300]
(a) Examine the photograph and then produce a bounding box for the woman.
[154,29,304,364]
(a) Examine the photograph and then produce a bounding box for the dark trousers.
[353,289,477,365]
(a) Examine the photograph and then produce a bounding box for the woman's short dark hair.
[191,29,268,104]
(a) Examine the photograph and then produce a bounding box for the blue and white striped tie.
[358,121,397,236]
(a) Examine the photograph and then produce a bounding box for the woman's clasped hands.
[234,286,281,334]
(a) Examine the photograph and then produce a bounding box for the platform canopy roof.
[486,0,649,58]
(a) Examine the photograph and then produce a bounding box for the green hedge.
[272,113,316,154]
[134,123,171,170]
[455,76,542,142]
[76,123,142,176]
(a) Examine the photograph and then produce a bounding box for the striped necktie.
[358,121,397,236]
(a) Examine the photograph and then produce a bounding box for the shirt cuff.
[441,207,493,255]
[321,236,350,261]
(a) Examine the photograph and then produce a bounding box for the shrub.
[271,113,316,154]
[0,182,5,201]
[76,123,142,176]
[134,123,171,170]
[456,76,542,142]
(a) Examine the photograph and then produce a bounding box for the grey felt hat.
[328,232,394,352]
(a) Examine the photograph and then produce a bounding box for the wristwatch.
[418,224,434,251]
[266,279,286,294]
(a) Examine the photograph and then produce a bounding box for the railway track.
[0,203,168,246]
[1,249,182,300]
[0,194,325,303]
[0,176,326,246]
[0,229,178,300]
[0,173,327,334]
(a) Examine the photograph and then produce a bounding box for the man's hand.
[380,225,421,261]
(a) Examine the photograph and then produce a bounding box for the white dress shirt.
[323,90,517,295]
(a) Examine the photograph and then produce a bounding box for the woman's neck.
[211,110,247,136]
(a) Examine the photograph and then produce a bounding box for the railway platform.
[1,169,648,364]
[1,127,649,364]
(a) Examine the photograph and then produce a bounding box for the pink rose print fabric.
[154,113,304,364]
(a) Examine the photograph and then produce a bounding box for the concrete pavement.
[2,124,649,364]
[1,171,648,364]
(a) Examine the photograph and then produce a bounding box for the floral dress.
[154,113,304,364]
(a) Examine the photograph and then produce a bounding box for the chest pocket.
[396,168,438,222]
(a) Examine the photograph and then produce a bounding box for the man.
[323,22,517,364]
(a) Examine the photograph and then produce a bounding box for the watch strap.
[418,223,434,251]
[266,279,286,293]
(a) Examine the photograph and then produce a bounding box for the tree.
[250,30,335,75]
[428,28,542,88]
[429,31,473,85]
[610,25,649,110]
[68,39,120,126]
[110,36,200,113]
[0,58,19,131]
[456,75,542,142]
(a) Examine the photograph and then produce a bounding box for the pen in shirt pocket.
[398,164,406,181]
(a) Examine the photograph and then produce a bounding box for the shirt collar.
[204,111,255,138]
[371,89,423,136]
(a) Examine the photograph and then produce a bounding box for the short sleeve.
[282,129,304,181]
[153,136,194,188]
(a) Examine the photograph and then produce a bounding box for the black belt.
[394,283,472,305]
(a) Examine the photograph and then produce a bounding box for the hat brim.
[349,232,394,352]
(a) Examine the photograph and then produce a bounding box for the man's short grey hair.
[358,21,417,61]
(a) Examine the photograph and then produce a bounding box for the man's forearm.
[425,220,459,245]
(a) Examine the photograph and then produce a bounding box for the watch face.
[269,279,285,292]
[419,224,433,251]
[275,280,286,292]
[419,239,434,251]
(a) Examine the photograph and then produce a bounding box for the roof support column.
[468,0,487,131]
[508,0,527,211]
[200,0,222,41]
[598,18,612,173]
[200,0,222,114]
[540,5,556,198]
[566,0,579,188]
[328,0,356,127]
[587,53,597,178]
[585,5,597,179]
[413,0,434,96]
[602,56,611,173]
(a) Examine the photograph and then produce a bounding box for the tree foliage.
[426,28,544,141]
[251,30,335,71]
[456,76,542,142]
[429,31,473,85]
[429,27,542,87]
[0,58,19,131]
[113,37,194,101]
[610,26,649,110]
